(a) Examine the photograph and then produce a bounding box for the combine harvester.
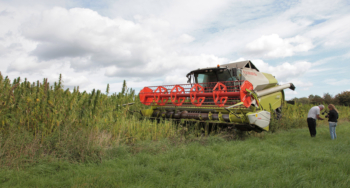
[139,60,295,132]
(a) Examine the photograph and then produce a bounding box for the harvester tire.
[275,107,282,120]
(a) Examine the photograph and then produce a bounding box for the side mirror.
[187,75,191,83]
[231,68,237,77]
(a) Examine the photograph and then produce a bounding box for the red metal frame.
[139,80,252,107]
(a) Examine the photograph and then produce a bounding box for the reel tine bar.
[139,80,250,107]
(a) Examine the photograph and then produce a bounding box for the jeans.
[329,122,337,140]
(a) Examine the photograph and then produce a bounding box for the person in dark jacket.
[326,104,339,140]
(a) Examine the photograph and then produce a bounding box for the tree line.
[291,91,350,106]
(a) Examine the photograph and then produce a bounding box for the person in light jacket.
[307,105,324,137]
[326,104,339,140]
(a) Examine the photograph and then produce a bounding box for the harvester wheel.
[275,107,282,120]
[154,86,169,106]
[213,82,228,107]
[170,85,186,106]
[190,84,205,106]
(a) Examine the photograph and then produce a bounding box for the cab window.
[194,70,234,83]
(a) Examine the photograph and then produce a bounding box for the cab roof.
[220,60,259,72]
[187,60,259,76]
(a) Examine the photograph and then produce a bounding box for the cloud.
[22,7,158,67]
[18,7,226,78]
[108,0,232,32]
[284,89,298,96]
[7,55,48,73]
[251,59,312,82]
[1,0,350,99]
[177,34,195,44]
[104,53,228,78]
[342,51,350,59]
[305,15,350,48]
[61,74,91,88]
[41,71,91,90]
[162,74,188,85]
[0,9,12,17]
[247,59,314,93]
[244,34,314,58]
[286,79,313,91]
[0,43,6,55]
[324,79,350,86]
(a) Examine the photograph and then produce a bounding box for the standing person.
[326,104,339,140]
[307,105,325,137]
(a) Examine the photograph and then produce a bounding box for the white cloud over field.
[0,0,350,98]
[249,59,313,91]
[245,34,314,58]
[5,6,227,79]
[324,79,350,86]
[252,60,312,81]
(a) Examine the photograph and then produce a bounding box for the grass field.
[1,74,350,187]
[1,122,349,188]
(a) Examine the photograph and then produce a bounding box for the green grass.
[1,73,350,187]
[1,122,350,188]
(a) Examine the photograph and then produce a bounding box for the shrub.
[335,91,350,106]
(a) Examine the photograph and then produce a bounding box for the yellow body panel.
[259,91,283,112]
[261,73,278,89]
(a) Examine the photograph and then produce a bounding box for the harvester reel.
[140,87,154,105]
[170,85,186,106]
[213,82,228,107]
[154,86,169,106]
[240,81,254,108]
[190,84,205,106]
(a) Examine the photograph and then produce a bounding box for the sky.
[1,0,350,99]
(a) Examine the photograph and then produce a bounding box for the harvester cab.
[139,60,295,132]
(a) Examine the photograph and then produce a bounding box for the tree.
[313,95,324,104]
[335,91,350,106]
[298,97,310,104]
[323,93,334,104]
[308,94,315,100]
